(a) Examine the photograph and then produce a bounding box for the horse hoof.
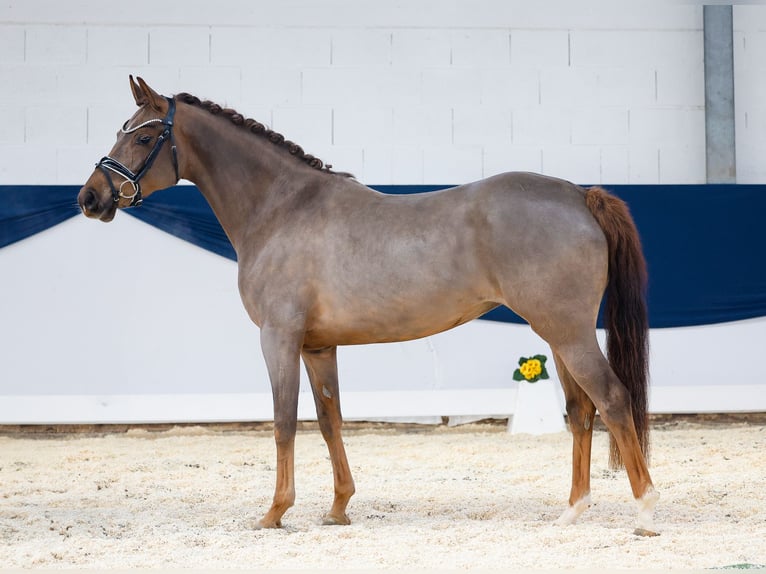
[322,513,351,526]
[252,518,282,530]
[633,527,660,537]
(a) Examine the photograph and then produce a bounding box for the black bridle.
[96,96,179,208]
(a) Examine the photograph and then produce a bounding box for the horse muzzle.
[78,186,117,222]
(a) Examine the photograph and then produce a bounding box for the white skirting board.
[1,384,764,426]
[0,389,516,425]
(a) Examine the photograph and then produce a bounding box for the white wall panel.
[55,67,127,109]
[734,8,766,183]
[629,108,705,146]
[570,30,701,70]
[302,68,420,107]
[656,67,704,108]
[511,30,569,67]
[392,106,452,147]
[389,147,425,185]
[0,25,25,63]
[659,144,706,185]
[25,104,86,145]
[240,69,301,108]
[391,30,451,68]
[736,113,766,183]
[538,67,598,108]
[25,25,87,65]
[595,68,656,107]
[271,106,332,152]
[451,30,510,68]
[422,68,482,106]
[599,146,629,184]
[422,146,482,184]
[484,146,542,177]
[542,145,601,185]
[177,66,243,106]
[323,145,363,178]
[87,27,149,67]
[571,108,628,146]
[57,145,103,185]
[0,1,701,30]
[627,147,660,184]
[358,147,394,185]
[513,107,571,145]
[214,28,331,69]
[453,107,512,146]
[0,1,729,186]
[210,27,262,66]
[333,107,393,147]
[362,146,425,186]
[1,65,58,104]
[331,30,391,67]
[1,145,57,183]
[479,68,539,108]
[0,106,25,144]
[149,27,210,66]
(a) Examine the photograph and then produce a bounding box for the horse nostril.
[82,189,99,212]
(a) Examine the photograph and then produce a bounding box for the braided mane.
[175,93,352,177]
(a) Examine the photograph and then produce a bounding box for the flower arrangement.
[513,354,550,383]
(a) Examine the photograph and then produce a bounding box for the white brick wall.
[0,1,761,186]
[734,6,766,183]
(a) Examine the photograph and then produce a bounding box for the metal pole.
[704,5,736,183]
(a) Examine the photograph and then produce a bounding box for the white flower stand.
[508,378,566,435]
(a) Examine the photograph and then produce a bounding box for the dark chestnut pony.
[78,77,659,535]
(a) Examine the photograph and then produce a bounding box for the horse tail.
[584,186,650,469]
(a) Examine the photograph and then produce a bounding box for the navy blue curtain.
[0,186,81,248]
[2,184,765,329]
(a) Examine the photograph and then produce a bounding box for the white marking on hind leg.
[634,486,660,536]
[554,493,591,526]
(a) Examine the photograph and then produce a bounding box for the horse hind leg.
[301,346,356,526]
[552,352,596,526]
[548,337,658,535]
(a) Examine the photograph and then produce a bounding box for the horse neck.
[175,104,312,253]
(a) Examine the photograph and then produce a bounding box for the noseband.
[96,96,179,207]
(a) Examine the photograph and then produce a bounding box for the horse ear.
[129,75,147,107]
[133,76,167,113]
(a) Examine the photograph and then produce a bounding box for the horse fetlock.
[634,486,660,536]
[554,493,591,526]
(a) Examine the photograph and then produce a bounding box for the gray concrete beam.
[704,5,736,183]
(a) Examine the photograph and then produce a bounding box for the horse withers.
[78,76,659,535]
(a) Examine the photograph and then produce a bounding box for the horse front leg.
[255,323,303,529]
[302,346,355,525]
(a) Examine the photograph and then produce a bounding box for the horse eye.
[137,134,152,145]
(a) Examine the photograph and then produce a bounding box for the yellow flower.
[520,359,542,380]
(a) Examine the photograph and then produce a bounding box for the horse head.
[78,76,180,222]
